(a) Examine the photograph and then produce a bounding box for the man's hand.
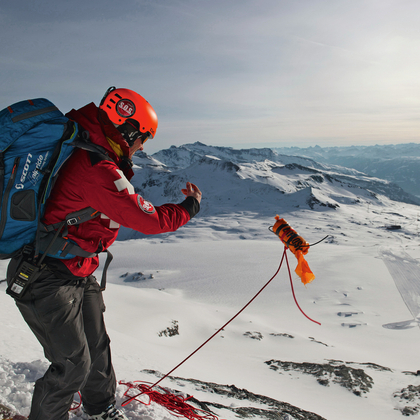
[181,182,202,204]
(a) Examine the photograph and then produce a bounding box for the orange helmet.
[99,87,158,140]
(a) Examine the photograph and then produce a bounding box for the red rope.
[284,249,321,325]
[69,391,82,411]
[119,381,221,420]
[65,246,319,419]
[122,248,287,407]
[120,246,319,419]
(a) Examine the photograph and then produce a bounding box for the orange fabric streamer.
[294,250,315,285]
[272,216,315,285]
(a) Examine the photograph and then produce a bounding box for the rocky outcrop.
[265,359,374,396]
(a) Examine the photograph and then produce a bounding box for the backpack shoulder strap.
[34,130,117,289]
[70,130,115,163]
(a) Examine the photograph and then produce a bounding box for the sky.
[1,0,420,154]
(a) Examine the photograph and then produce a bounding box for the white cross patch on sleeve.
[101,213,120,229]
[114,169,135,195]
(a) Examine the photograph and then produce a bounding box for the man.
[7,87,202,420]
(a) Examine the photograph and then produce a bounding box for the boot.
[86,404,128,420]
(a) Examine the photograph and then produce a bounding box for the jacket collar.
[66,103,134,178]
[66,103,132,160]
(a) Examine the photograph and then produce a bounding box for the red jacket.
[42,103,198,277]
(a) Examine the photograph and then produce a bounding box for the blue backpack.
[0,98,108,261]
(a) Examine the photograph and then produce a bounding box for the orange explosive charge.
[272,216,315,285]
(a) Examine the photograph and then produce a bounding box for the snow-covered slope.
[1,143,420,420]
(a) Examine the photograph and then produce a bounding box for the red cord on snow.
[121,248,286,409]
[66,246,319,418]
[120,246,320,419]
[284,249,321,326]
[119,381,220,420]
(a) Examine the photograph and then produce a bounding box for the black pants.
[7,258,116,420]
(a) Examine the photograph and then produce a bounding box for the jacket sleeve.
[179,196,200,219]
[82,161,196,235]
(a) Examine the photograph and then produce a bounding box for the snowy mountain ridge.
[148,142,419,205]
[273,143,420,198]
[129,142,420,226]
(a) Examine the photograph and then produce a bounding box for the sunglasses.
[118,119,153,146]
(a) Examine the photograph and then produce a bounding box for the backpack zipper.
[0,157,20,240]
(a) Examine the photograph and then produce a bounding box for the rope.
[121,245,320,419]
[65,244,319,418]
[10,238,320,420]
[284,249,321,325]
[267,226,329,248]
[120,381,219,420]
[121,248,287,407]
[69,391,82,411]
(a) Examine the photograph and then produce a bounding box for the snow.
[1,144,420,419]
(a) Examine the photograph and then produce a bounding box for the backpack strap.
[36,207,113,290]
[37,207,101,259]
[100,249,113,291]
[34,130,117,290]
[41,207,101,238]
[69,132,113,163]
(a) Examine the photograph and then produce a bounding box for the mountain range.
[273,143,420,198]
[128,142,420,223]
